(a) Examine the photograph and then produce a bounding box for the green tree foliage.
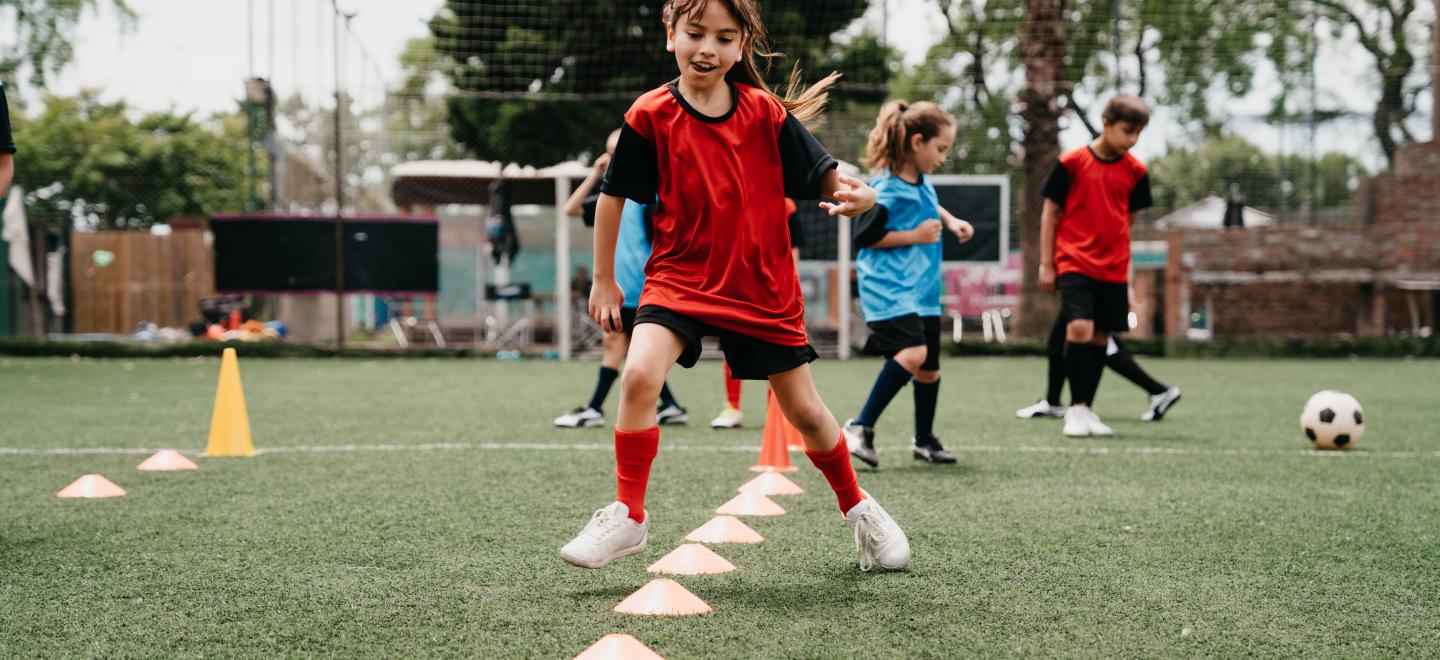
[430,0,875,167]
[12,91,253,232]
[0,0,134,89]
[1148,136,1369,212]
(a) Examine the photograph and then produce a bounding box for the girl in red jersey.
[560,0,911,572]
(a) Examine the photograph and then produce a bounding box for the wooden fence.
[71,230,214,334]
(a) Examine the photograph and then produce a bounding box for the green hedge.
[941,336,1437,359]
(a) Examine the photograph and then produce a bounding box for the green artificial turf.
[1,355,1437,657]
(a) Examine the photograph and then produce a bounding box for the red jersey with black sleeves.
[600,81,837,346]
[1042,146,1153,283]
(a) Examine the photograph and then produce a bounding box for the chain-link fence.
[2,0,1435,347]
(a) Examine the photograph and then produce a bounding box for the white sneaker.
[1141,386,1182,421]
[1016,400,1066,419]
[844,496,910,571]
[554,406,604,428]
[1086,408,1114,436]
[656,403,689,426]
[559,501,648,569]
[1063,406,1091,437]
[710,406,744,429]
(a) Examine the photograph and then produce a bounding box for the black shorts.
[633,305,818,380]
[598,306,638,334]
[1058,273,1129,333]
[863,314,941,371]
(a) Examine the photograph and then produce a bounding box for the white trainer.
[559,501,648,569]
[710,406,744,429]
[844,496,910,571]
[1141,386,1182,421]
[554,406,604,428]
[1063,406,1091,437]
[1086,408,1115,436]
[1016,400,1066,419]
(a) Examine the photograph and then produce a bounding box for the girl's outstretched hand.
[819,173,877,217]
[588,278,626,334]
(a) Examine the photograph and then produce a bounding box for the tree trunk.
[1015,0,1068,338]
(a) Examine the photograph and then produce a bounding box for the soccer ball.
[1300,391,1364,450]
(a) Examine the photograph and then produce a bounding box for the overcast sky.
[41,0,1430,169]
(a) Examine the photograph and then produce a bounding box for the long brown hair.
[863,100,954,172]
[663,0,839,128]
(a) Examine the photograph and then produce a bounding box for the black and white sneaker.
[554,406,604,428]
[843,419,879,468]
[911,435,957,464]
[656,403,689,426]
[1141,386,1182,421]
[1015,400,1066,418]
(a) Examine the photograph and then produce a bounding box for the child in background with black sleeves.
[560,0,911,573]
[1038,95,1154,438]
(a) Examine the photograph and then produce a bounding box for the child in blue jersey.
[843,101,973,468]
[554,130,687,428]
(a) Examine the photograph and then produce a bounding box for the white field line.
[1,442,1439,460]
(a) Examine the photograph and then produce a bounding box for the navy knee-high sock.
[855,359,912,428]
[587,366,620,411]
[914,378,940,440]
[658,382,679,408]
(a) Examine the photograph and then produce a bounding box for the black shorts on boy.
[1057,273,1129,333]
[634,305,818,380]
[862,314,940,371]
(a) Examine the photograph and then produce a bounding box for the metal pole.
[1308,7,1319,225]
[332,1,346,349]
[837,212,852,360]
[555,176,572,360]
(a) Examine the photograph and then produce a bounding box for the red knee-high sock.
[724,364,742,409]
[805,435,865,514]
[615,426,660,523]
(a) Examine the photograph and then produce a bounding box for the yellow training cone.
[204,347,254,456]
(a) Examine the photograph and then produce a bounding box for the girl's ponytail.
[862,100,955,172]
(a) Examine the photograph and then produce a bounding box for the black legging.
[1045,314,1167,406]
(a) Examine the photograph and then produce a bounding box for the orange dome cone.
[738,471,804,496]
[57,474,126,498]
[751,390,798,473]
[613,579,712,616]
[137,450,198,471]
[684,515,765,544]
[573,634,665,660]
[647,543,737,575]
[715,492,785,516]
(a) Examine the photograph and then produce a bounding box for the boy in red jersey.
[1038,96,1154,438]
[560,0,910,573]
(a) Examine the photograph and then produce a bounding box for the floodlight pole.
[332,0,346,349]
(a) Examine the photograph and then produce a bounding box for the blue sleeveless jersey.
[615,200,652,309]
[856,172,943,322]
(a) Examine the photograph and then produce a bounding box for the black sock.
[856,359,912,428]
[1105,344,1166,396]
[587,366,619,411]
[1066,342,1102,406]
[1088,343,1107,406]
[1045,316,1067,406]
[658,382,679,408]
[913,378,939,440]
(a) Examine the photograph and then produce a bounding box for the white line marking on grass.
[2,442,1438,459]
